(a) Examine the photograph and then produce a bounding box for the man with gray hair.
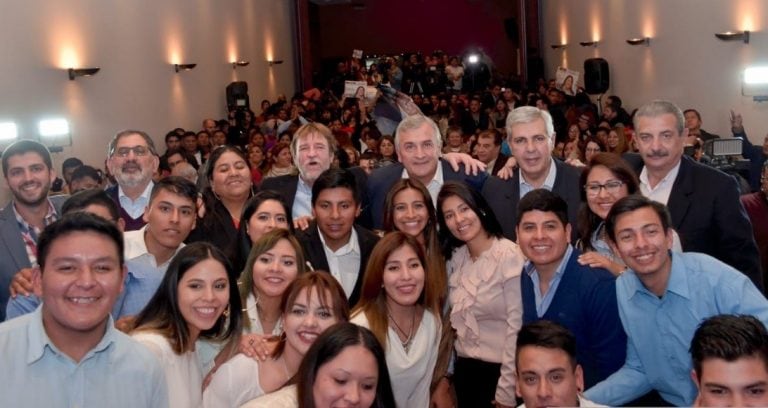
[482,106,581,240]
[106,130,160,231]
[623,100,762,290]
[365,114,487,228]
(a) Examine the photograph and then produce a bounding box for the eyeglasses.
[585,180,624,196]
[114,146,151,158]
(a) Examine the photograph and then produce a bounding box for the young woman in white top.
[350,232,442,408]
[437,181,525,408]
[204,272,350,407]
[131,242,242,408]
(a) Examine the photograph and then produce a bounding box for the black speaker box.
[584,58,609,94]
[504,18,519,42]
[226,81,250,110]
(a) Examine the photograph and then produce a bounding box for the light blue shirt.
[585,252,768,406]
[524,245,573,317]
[292,176,313,219]
[118,181,153,219]
[519,158,556,199]
[0,306,168,407]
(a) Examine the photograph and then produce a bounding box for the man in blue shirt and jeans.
[584,194,768,406]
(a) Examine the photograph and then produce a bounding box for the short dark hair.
[205,145,249,181]
[108,130,157,157]
[62,189,120,222]
[297,322,396,408]
[37,212,124,270]
[478,129,503,146]
[607,95,623,109]
[311,168,359,207]
[61,157,83,174]
[149,176,198,205]
[165,130,181,144]
[516,189,569,227]
[691,314,768,378]
[2,140,53,178]
[516,320,578,369]
[437,181,502,259]
[69,165,103,187]
[605,194,672,242]
[683,108,701,121]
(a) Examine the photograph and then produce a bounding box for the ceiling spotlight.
[715,30,750,44]
[467,54,479,64]
[626,37,651,46]
[579,41,599,47]
[68,67,100,80]
[232,61,250,69]
[550,44,567,50]
[174,63,197,73]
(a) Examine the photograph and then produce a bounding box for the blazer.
[0,195,66,321]
[481,158,581,241]
[488,152,510,177]
[521,248,627,388]
[364,160,487,229]
[295,222,380,307]
[260,167,368,217]
[624,153,763,290]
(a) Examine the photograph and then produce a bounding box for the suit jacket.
[482,159,581,241]
[364,160,487,229]
[489,152,510,176]
[296,222,380,307]
[521,248,627,388]
[0,196,67,321]
[624,154,763,290]
[260,167,368,218]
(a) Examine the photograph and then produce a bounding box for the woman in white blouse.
[350,231,442,408]
[131,242,242,408]
[204,272,350,407]
[436,181,525,408]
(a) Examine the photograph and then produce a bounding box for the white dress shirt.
[639,159,682,205]
[318,227,361,298]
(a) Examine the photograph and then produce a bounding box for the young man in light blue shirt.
[584,195,768,406]
[0,213,167,407]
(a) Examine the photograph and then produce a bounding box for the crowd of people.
[1,52,768,408]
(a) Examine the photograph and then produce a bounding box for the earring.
[222,304,230,318]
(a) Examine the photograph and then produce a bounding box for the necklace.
[387,306,417,353]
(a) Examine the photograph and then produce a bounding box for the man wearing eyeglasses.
[106,130,160,231]
[482,106,582,241]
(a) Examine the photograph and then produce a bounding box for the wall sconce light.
[268,60,284,66]
[174,63,197,73]
[550,44,567,50]
[38,118,71,152]
[68,67,100,80]
[579,41,599,47]
[715,31,750,44]
[232,61,250,69]
[626,37,651,46]
[0,122,18,142]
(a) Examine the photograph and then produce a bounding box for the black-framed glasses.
[584,180,624,196]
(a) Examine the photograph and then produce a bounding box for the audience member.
[69,164,103,193]
[584,195,768,406]
[516,189,626,387]
[0,213,168,406]
[475,129,509,176]
[482,106,581,241]
[742,161,768,283]
[684,108,720,141]
[59,157,83,194]
[624,100,763,290]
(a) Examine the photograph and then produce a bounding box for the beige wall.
[0,0,296,203]
[541,0,767,139]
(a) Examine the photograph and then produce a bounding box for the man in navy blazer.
[624,100,762,290]
[482,106,581,241]
[365,114,486,229]
[516,189,626,388]
[0,140,66,321]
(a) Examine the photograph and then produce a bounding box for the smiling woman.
[130,242,242,408]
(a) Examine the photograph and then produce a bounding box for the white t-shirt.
[133,331,203,408]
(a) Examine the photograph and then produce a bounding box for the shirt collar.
[297,174,312,194]
[520,158,557,190]
[124,225,185,276]
[13,199,57,231]
[401,159,444,186]
[27,305,117,365]
[118,180,154,203]
[639,159,682,189]
[318,225,360,256]
[624,251,686,299]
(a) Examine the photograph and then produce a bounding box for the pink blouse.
[447,237,524,407]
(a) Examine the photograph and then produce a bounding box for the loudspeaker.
[226,81,250,110]
[504,18,519,42]
[583,58,610,94]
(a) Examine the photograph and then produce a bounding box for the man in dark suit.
[295,168,379,307]
[261,122,367,229]
[474,129,509,176]
[625,100,762,290]
[482,106,581,241]
[0,140,66,321]
[365,114,486,229]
